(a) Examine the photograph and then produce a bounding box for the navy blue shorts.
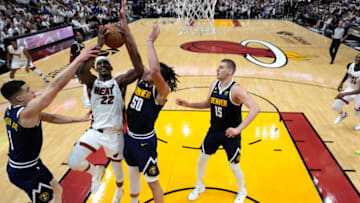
[7,160,54,202]
[201,130,242,164]
[124,133,159,177]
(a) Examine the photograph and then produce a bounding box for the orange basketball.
[104,24,125,49]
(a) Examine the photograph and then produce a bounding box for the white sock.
[32,68,47,79]
[8,78,14,81]
[196,153,210,186]
[229,163,245,191]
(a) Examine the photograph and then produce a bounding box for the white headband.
[95,56,111,69]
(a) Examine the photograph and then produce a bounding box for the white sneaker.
[234,188,247,203]
[355,123,360,131]
[188,185,205,201]
[111,187,123,203]
[334,112,348,124]
[91,165,105,193]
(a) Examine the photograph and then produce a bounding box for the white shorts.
[11,60,34,70]
[78,128,124,160]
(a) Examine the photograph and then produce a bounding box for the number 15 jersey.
[210,80,242,132]
[91,78,124,130]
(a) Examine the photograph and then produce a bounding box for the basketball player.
[332,53,360,130]
[1,46,98,203]
[66,2,144,202]
[6,38,49,83]
[70,31,90,108]
[176,59,260,203]
[124,24,178,203]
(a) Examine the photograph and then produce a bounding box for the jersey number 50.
[130,95,144,111]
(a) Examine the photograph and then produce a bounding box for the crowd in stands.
[0,0,359,65]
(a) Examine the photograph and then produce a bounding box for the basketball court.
[0,18,359,203]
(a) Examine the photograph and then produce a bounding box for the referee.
[329,20,348,64]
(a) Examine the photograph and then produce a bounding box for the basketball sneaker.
[188,184,205,201]
[334,112,348,124]
[355,123,360,131]
[234,188,247,203]
[111,187,123,203]
[43,78,50,83]
[91,165,105,193]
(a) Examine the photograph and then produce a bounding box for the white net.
[174,0,217,36]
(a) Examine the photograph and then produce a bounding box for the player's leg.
[9,68,17,81]
[223,134,247,203]
[67,129,104,193]
[188,131,220,201]
[332,90,353,124]
[29,63,49,83]
[353,95,360,130]
[138,135,163,203]
[128,166,141,203]
[103,130,125,203]
[124,132,141,203]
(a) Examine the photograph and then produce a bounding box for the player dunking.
[67,2,144,202]
[176,59,260,203]
[123,24,178,203]
[7,38,49,83]
[1,46,97,203]
[332,53,360,130]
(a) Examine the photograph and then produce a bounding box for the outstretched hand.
[97,26,109,48]
[176,98,188,107]
[118,0,127,20]
[76,45,99,63]
[148,24,160,42]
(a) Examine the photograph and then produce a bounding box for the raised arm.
[225,84,260,138]
[78,27,109,89]
[176,81,216,109]
[116,0,144,86]
[147,24,169,104]
[18,46,99,128]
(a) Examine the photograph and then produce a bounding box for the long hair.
[160,62,179,92]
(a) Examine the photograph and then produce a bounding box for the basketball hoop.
[174,0,217,36]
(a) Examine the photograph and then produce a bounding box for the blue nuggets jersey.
[127,80,163,136]
[210,81,242,132]
[4,106,43,167]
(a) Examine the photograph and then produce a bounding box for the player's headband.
[95,56,112,69]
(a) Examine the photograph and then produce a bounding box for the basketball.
[104,24,125,49]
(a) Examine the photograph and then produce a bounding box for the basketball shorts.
[11,60,34,70]
[7,160,54,203]
[78,128,124,161]
[124,132,159,179]
[201,130,242,164]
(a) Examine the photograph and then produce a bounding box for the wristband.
[344,93,347,96]
[147,38,154,42]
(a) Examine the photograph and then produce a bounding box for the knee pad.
[128,166,141,195]
[111,161,124,183]
[332,100,346,113]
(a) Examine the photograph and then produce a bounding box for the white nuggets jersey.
[91,78,124,130]
[347,63,360,90]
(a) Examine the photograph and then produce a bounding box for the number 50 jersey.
[91,78,124,130]
[210,80,242,132]
[127,80,163,135]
